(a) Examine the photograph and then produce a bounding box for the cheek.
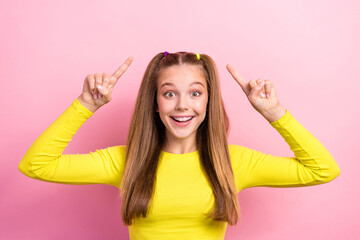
[194,98,208,113]
[156,97,170,113]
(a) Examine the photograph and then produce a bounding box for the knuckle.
[248,95,256,102]
[87,78,95,87]
[95,77,102,83]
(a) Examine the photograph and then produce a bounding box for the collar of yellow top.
[160,149,199,160]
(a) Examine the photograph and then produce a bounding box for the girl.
[19,51,340,240]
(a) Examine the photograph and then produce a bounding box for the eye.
[192,91,200,97]
[164,91,175,98]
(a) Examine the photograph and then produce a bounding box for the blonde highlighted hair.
[120,51,240,225]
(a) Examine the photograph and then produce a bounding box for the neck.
[162,133,197,154]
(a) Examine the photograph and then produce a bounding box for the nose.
[175,94,189,111]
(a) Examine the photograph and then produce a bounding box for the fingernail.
[97,85,103,91]
[267,93,270,98]
[260,92,266,98]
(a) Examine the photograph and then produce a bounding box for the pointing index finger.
[112,56,134,80]
[226,64,249,95]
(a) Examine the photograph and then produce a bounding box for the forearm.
[270,110,340,181]
[19,98,94,178]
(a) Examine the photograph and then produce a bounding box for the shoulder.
[102,145,127,165]
[228,144,247,156]
[106,145,126,156]
[227,144,248,166]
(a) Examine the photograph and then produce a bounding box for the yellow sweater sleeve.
[18,98,126,188]
[230,109,341,192]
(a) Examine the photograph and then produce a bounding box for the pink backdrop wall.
[1,0,358,239]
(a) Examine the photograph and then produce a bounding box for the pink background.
[1,0,358,239]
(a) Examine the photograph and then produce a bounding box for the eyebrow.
[160,81,205,89]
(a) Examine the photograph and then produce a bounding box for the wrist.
[262,105,287,123]
[77,95,99,113]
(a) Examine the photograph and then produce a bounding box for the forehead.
[157,64,206,87]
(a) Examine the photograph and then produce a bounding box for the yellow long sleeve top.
[18,98,341,240]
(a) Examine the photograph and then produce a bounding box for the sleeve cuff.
[72,98,94,119]
[270,109,293,128]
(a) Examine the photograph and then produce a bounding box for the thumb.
[97,84,109,96]
[249,80,262,99]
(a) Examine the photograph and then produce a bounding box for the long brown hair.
[120,51,240,225]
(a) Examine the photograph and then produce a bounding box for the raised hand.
[77,56,133,112]
[226,64,286,123]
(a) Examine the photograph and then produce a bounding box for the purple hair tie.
[164,51,169,57]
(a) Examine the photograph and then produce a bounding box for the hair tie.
[164,51,169,57]
[195,53,200,60]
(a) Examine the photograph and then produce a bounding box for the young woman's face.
[156,64,208,144]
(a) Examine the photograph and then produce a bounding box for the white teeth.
[173,117,193,122]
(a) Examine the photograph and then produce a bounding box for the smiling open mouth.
[171,116,194,122]
[170,116,194,126]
